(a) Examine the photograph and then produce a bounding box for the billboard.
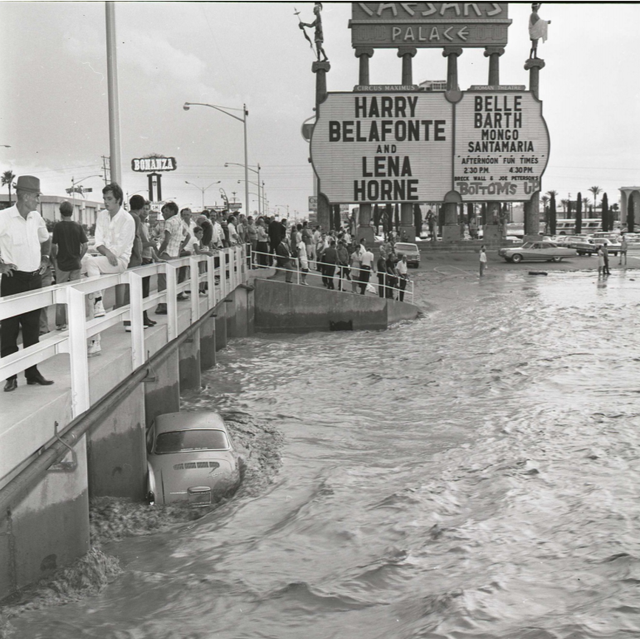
[310,89,549,203]
[310,92,453,204]
[350,2,511,49]
[453,91,550,201]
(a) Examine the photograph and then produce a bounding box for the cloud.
[119,32,207,84]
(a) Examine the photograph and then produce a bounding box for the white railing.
[0,246,247,419]
[250,249,415,303]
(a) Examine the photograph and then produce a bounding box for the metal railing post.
[165,262,178,340]
[189,256,200,322]
[129,271,145,368]
[207,254,216,308]
[67,287,91,417]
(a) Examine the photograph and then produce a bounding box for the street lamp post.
[225,161,261,215]
[185,180,220,210]
[68,174,101,223]
[183,102,249,217]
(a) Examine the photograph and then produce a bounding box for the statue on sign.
[297,2,328,62]
[529,3,551,59]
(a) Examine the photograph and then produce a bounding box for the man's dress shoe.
[4,378,18,392]
[26,372,54,386]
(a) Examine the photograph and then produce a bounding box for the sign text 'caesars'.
[350,2,511,48]
[131,157,177,172]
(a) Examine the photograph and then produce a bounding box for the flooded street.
[8,265,640,638]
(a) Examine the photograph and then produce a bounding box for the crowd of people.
[0,176,412,393]
[258,219,411,301]
[0,177,259,391]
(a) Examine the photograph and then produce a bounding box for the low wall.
[253,279,419,333]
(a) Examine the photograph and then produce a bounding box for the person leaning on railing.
[0,175,54,392]
[255,219,270,268]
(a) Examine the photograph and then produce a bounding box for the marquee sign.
[310,92,453,204]
[350,2,511,49]
[453,91,550,201]
[310,90,549,203]
[131,156,177,172]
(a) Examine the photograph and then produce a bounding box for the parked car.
[498,241,577,263]
[567,237,598,256]
[394,242,420,267]
[591,237,621,255]
[146,411,241,507]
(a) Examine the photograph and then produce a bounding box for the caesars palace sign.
[350,2,511,48]
[310,90,550,203]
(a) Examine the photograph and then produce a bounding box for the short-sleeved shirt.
[52,220,88,271]
[163,215,186,258]
[0,205,49,272]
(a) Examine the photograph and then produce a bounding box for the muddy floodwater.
[6,266,640,639]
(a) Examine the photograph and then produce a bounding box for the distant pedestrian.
[479,245,487,277]
[619,234,628,266]
[256,219,270,267]
[276,237,294,283]
[336,238,350,291]
[602,243,611,275]
[298,240,309,285]
[358,240,374,294]
[396,253,409,301]
[597,246,605,277]
[321,238,338,289]
[51,200,88,331]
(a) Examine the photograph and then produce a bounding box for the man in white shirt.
[0,175,54,391]
[358,239,374,294]
[81,183,136,354]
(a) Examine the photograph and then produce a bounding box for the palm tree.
[1,170,15,205]
[561,199,570,216]
[589,186,602,215]
[583,196,591,214]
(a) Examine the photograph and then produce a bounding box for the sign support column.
[313,60,331,231]
[399,46,418,242]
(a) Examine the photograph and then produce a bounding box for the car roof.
[395,242,418,249]
[154,411,227,434]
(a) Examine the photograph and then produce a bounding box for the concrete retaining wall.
[253,279,418,333]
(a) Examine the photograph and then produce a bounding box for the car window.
[154,429,229,454]
[395,243,416,251]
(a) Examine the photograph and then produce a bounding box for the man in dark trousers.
[51,200,88,330]
[321,238,338,289]
[275,237,294,283]
[268,216,283,265]
[0,175,54,391]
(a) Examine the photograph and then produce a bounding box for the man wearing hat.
[0,175,54,391]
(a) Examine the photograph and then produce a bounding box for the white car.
[146,411,241,507]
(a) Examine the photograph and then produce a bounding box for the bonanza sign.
[350,2,511,49]
[131,156,177,172]
[310,90,549,203]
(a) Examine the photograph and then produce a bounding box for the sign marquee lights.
[310,90,549,203]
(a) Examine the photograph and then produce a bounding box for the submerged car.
[394,242,420,267]
[498,241,577,263]
[146,411,241,507]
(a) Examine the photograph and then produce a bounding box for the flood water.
[8,265,640,638]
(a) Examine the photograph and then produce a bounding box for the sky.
[1,1,639,219]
